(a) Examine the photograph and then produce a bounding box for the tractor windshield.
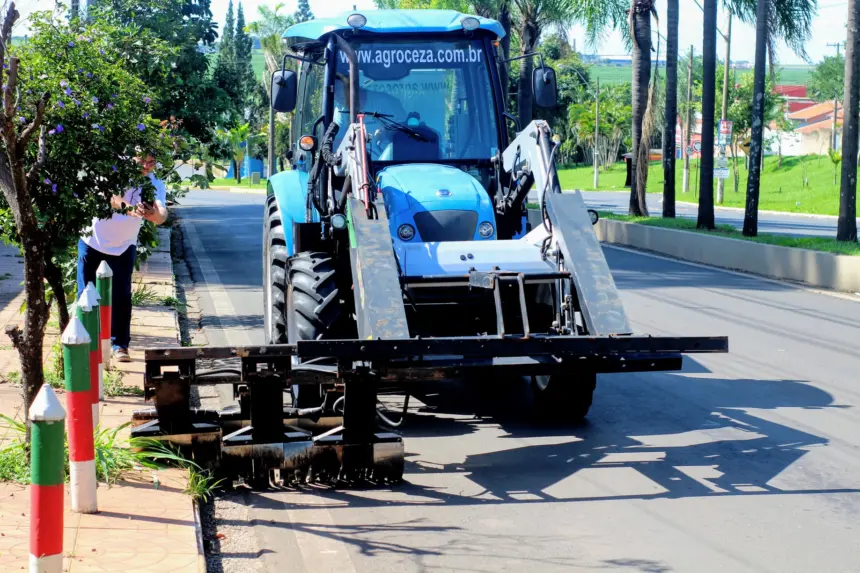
[333,38,499,162]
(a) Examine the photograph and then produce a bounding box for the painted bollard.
[86,282,105,405]
[75,286,100,426]
[29,384,66,573]
[63,317,97,513]
[95,262,113,372]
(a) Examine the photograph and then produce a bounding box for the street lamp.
[569,68,600,190]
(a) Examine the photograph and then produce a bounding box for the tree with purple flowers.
[0,4,175,425]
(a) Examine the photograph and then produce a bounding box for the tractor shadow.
[272,359,856,510]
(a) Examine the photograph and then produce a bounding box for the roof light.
[347,13,367,29]
[461,17,480,31]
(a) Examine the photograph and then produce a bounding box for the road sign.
[693,141,702,152]
[686,145,693,155]
[715,156,729,179]
[718,120,733,146]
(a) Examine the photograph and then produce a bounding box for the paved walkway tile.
[0,231,202,573]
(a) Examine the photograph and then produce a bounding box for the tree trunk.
[732,138,740,193]
[629,0,652,217]
[683,45,693,193]
[662,0,679,218]
[697,0,718,230]
[44,257,69,333]
[499,1,511,110]
[839,0,860,242]
[517,22,537,128]
[742,0,769,237]
[717,12,732,205]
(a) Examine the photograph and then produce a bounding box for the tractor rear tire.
[263,195,288,344]
[287,251,342,408]
[531,373,596,423]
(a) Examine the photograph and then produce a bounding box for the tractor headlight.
[398,224,415,241]
[478,221,494,238]
[331,213,347,230]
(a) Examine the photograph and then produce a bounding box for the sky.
[16,0,853,66]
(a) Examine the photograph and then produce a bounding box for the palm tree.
[247,4,295,177]
[512,0,578,126]
[218,123,256,184]
[839,0,860,242]
[720,0,815,235]
[742,0,768,236]
[662,0,679,218]
[697,0,718,229]
[628,0,655,217]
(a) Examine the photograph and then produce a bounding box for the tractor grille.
[413,210,478,242]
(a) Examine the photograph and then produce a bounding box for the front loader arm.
[499,120,560,217]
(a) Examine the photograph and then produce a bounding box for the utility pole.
[717,11,732,204]
[829,42,843,151]
[594,78,600,189]
[683,45,694,193]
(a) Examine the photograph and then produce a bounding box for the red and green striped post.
[75,286,100,427]
[96,262,113,371]
[86,282,105,404]
[63,316,97,514]
[29,383,66,573]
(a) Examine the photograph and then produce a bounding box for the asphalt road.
[178,189,860,573]
[581,191,844,238]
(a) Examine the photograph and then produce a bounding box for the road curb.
[206,186,266,195]
[595,218,860,292]
[673,200,856,221]
[193,499,207,573]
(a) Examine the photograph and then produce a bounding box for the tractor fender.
[266,169,319,257]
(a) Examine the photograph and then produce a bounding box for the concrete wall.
[594,218,860,292]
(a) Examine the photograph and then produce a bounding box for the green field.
[591,64,813,86]
[252,50,266,80]
[208,177,267,189]
[599,211,860,255]
[558,154,845,216]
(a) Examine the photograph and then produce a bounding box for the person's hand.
[135,202,169,225]
[110,194,127,210]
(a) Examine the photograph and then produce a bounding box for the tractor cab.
[272,10,554,246]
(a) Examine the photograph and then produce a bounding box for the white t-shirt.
[82,173,167,256]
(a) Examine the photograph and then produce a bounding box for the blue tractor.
[136,10,727,487]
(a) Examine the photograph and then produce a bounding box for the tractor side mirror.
[533,66,558,108]
[588,209,599,226]
[271,70,297,113]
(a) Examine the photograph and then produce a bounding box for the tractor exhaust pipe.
[333,34,359,124]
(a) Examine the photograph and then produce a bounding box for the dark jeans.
[76,239,137,349]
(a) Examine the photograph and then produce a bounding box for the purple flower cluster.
[137,123,146,131]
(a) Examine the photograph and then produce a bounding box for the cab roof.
[283,10,506,41]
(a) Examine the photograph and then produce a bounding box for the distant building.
[786,101,842,155]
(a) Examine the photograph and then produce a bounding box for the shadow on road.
[245,369,853,512]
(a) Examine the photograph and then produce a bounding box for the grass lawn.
[599,211,860,256]
[207,177,268,189]
[592,64,812,85]
[558,154,847,216]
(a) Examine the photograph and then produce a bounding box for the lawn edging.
[595,218,860,292]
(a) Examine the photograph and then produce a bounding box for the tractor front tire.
[531,373,596,423]
[263,195,288,344]
[287,251,342,408]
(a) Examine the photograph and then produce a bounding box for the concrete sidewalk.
[0,228,204,572]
